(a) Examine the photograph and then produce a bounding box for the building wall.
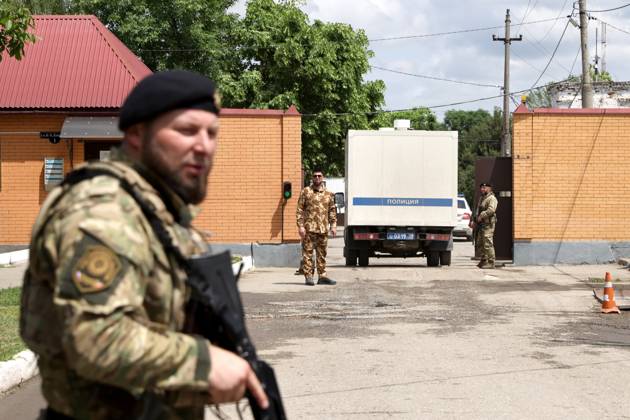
[197,111,302,243]
[512,107,630,264]
[549,81,630,109]
[0,110,301,246]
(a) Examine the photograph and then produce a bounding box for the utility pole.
[493,9,522,157]
[601,21,607,74]
[579,0,593,108]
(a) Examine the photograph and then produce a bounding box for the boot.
[480,262,495,269]
[317,277,336,285]
[305,277,315,286]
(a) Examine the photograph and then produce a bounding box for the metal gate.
[474,157,513,261]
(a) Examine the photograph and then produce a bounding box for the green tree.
[220,0,385,175]
[0,1,36,61]
[68,0,240,79]
[525,86,552,108]
[18,0,67,14]
[369,107,442,131]
[443,108,502,205]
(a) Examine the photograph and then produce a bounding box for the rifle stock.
[186,252,286,420]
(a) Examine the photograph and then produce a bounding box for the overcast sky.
[231,1,630,119]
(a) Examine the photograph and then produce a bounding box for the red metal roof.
[0,15,152,110]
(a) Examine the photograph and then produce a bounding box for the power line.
[519,0,534,25]
[300,77,580,118]
[599,18,630,36]
[370,65,501,88]
[511,6,573,75]
[569,45,581,75]
[585,2,630,12]
[528,19,571,90]
[540,0,570,41]
[367,17,560,42]
[512,48,565,82]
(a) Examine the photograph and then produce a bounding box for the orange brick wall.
[0,111,301,245]
[513,109,630,241]
[196,113,302,243]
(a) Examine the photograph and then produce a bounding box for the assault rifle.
[186,251,286,420]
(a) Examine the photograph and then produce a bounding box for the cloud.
[231,0,630,119]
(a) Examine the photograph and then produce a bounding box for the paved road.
[3,238,630,419]
[0,262,27,290]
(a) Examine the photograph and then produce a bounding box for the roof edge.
[0,107,300,116]
[518,108,630,115]
[221,107,302,116]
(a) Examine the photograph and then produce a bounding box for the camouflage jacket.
[296,184,337,234]
[20,149,211,420]
[477,192,498,225]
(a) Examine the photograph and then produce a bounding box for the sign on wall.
[44,157,64,191]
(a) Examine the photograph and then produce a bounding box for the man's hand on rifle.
[207,344,269,409]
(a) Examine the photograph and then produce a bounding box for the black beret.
[119,70,220,130]
[480,182,492,187]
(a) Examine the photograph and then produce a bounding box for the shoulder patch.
[72,245,122,293]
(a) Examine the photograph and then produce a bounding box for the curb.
[0,350,38,395]
[233,255,254,276]
[0,255,255,395]
[0,249,29,266]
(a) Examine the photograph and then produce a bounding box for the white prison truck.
[343,122,458,267]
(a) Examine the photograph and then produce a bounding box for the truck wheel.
[427,251,440,267]
[358,251,369,267]
[439,251,452,266]
[345,253,357,266]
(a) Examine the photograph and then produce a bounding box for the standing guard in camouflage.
[20,71,268,420]
[296,169,337,286]
[472,182,499,269]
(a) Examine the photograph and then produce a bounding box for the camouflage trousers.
[302,232,328,278]
[475,223,496,264]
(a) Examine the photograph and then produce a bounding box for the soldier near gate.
[296,169,337,286]
[20,70,268,419]
[470,182,499,269]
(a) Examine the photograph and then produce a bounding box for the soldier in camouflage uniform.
[296,170,337,286]
[471,182,498,269]
[20,71,267,419]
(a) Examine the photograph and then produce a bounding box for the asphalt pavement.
[3,238,630,419]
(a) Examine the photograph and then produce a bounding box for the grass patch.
[0,287,25,361]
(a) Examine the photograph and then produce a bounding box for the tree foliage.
[369,108,441,131]
[220,0,384,175]
[0,1,37,61]
[443,108,502,205]
[19,0,67,14]
[67,0,240,79]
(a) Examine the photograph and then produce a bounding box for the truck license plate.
[387,232,415,240]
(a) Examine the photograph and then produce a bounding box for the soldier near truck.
[296,169,338,286]
[470,182,498,269]
[19,70,268,419]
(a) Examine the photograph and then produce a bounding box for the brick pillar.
[281,105,302,243]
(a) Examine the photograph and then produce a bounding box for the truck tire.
[427,251,440,267]
[358,251,369,267]
[439,251,452,266]
[345,252,357,266]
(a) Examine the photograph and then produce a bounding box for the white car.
[453,195,473,241]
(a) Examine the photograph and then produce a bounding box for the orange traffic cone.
[602,272,621,314]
